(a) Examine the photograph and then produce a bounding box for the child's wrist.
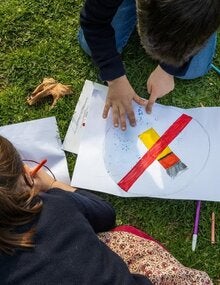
[50,179,57,189]
[107,75,126,86]
[49,180,77,192]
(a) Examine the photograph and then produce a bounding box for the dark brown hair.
[0,135,43,254]
[137,0,220,66]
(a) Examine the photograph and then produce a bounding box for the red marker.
[30,159,47,177]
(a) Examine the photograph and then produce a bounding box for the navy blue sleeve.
[80,0,125,81]
[159,57,192,77]
[68,189,116,233]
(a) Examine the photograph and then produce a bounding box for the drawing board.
[69,80,220,201]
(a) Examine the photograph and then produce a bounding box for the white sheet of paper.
[0,117,70,184]
[62,80,107,154]
[71,81,220,201]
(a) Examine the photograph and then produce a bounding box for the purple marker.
[192,200,201,251]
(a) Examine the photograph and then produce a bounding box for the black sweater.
[80,0,191,81]
[0,189,152,285]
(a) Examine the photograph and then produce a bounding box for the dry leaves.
[27,77,73,109]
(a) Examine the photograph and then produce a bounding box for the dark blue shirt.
[80,0,190,81]
[0,189,152,285]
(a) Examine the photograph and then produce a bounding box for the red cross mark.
[118,114,192,192]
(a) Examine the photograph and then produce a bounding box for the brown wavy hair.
[0,135,43,254]
[137,0,220,66]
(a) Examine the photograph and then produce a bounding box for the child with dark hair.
[78,0,220,130]
[0,135,213,284]
[0,135,152,284]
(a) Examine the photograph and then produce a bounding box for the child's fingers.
[102,100,111,119]
[146,90,157,114]
[23,164,34,187]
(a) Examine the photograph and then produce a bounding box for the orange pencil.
[30,159,47,177]
[211,212,215,245]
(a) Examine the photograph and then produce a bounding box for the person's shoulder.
[40,188,78,209]
[40,188,71,198]
[38,189,83,226]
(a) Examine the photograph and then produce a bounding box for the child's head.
[0,135,24,190]
[0,135,42,254]
[137,0,220,66]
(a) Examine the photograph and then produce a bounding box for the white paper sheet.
[71,81,220,201]
[62,80,107,154]
[0,117,70,183]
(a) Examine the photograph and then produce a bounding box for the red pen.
[30,159,47,177]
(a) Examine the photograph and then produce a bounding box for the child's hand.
[24,165,77,192]
[34,169,77,192]
[32,169,55,192]
[146,65,174,113]
[103,75,146,131]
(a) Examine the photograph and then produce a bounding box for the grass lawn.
[1,0,220,283]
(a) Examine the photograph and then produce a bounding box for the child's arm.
[26,168,76,193]
[80,1,147,130]
[68,189,116,233]
[29,167,115,232]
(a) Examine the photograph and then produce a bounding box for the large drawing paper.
[71,81,220,201]
[0,117,70,183]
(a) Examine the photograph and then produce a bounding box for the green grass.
[1,0,220,282]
